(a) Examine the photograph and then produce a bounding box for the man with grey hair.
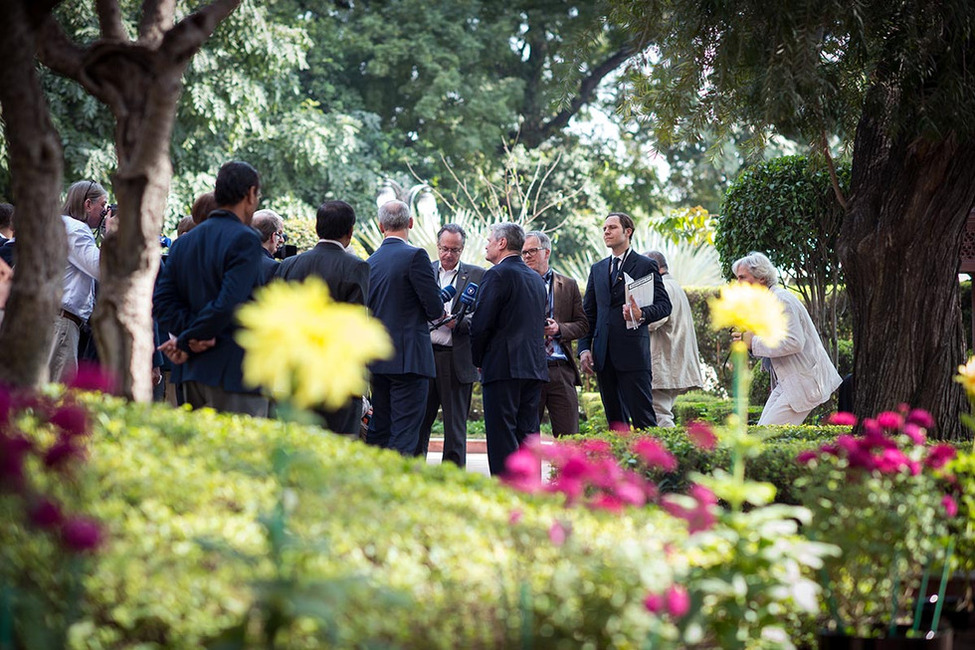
[523,230,588,436]
[471,222,548,475]
[252,209,285,284]
[416,223,485,466]
[365,200,446,455]
[643,251,704,427]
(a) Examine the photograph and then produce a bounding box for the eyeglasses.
[522,247,546,257]
[438,246,463,254]
[274,232,287,242]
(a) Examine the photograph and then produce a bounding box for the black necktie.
[611,256,620,282]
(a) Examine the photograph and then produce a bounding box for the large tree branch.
[138,0,175,47]
[96,0,127,41]
[821,129,849,211]
[27,0,65,25]
[159,0,240,63]
[36,16,87,81]
[514,43,637,149]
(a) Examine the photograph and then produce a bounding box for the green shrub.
[3,393,701,649]
[673,390,763,425]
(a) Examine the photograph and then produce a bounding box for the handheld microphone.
[451,282,479,325]
[439,284,457,303]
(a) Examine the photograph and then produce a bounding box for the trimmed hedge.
[3,393,697,649]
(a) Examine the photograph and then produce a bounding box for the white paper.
[624,272,654,329]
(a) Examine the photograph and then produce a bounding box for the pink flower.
[943,495,959,517]
[508,509,522,525]
[548,520,570,547]
[66,362,116,394]
[907,409,935,429]
[925,445,956,470]
[827,412,858,426]
[608,420,631,433]
[796,450,818,465]
[662,484,717,534]
[874,448,909,474]
[49,404,89,438]
[29,498,63,529]
[903,423,926,445]
[876,411,904,431]
[686,420,717,450]
[666,585,691,618]
[0,434,33,488]
[632,437,677,472]
[862,418,882,437]
[581,439,612,456]
[591,494,624,513]
[61,517,103,552]
[644,592,664,614]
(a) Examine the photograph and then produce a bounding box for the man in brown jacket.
[523,231,589,436]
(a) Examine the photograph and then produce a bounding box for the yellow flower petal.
[236,277,393,409]
[708,283,788,347]
[955,357,975,397]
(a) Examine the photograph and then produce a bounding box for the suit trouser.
[416,346,472,467]
[367,373,429,456]
[597,364,657,430]
[314,397,362,436]
[483,378,543,476]
[539,361,579,437]
[183,381,269,417]
[48,315,80,383]
[758,383,813,425]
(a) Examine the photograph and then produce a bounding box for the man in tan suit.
[523,231,589,436]
[644,251,704,427]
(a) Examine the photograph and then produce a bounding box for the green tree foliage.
[716,155,849,357]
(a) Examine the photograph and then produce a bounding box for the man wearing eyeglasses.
[415,224,485,467]
[522,231,589,437]
[49,180,113,382]
[252,209,285,285]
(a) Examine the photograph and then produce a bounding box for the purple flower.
[29,498,63,529]
[43,436,83,470]
[49,404,90,438]
[0,434,34,489]
[61,517,103,552]
[66,362,116,394]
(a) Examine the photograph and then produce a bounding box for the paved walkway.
[425,438,552,478]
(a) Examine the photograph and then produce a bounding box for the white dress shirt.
[61,215,100,320]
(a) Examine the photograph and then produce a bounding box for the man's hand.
[730,330,754,351]
[152,367,163,386]
[622,295,643,325]
[580,350,595,376]
[156,338,188,365]
[444,313,458,329]
[188,338,216,353]
[544,318,559,337]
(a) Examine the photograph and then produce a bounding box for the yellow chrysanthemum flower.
[708,282,787,347]
[955,357,975,397]
[236,277,393,410]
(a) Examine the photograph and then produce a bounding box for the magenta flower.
[0,433,33,488]
[29,498,63,529]
[508,509,523,525]
[827,412,858,426]
[903,423,926,445]
[662,484,717,534]
[876,411,904,431]
[43,436,83,470]
[61,517,103,552]
[608,420,631,433]
[874,448,909,474]
[686,420,717,451]
[49,404,90,438]
[943,495,959,517]
[632,437,678,472]
[924,444,956,470]
[907,409,935,429]
[66,362,116,394]
[644,592,664,614]
[666,585,691,618]
[796,450,819,465]
[580,439,612,456]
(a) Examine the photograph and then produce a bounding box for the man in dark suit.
[523,231,589,437]
[153,161,268,416]
[275,200,370,435]
[470,222,548,476]
[415,224,485,467]
[366,200,446,456]
[578,212,672,430]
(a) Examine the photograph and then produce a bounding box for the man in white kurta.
[645,251,703,427]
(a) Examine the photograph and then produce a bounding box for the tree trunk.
[0,1,65,387]
[840,109,975,440]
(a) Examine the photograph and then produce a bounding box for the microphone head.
[459,282,478,306]
[439,284,458,302]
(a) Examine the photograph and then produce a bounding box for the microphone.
[451,282,479,325]
[439,284,457,303]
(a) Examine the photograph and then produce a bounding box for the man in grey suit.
[415,224,485,467]
[275,200,370,435]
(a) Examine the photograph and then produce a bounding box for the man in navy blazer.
[470,222,548,476]
[276,200,370,435]
[153,161,268,416]
[578,212,672,430]
[365,200,446,456]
